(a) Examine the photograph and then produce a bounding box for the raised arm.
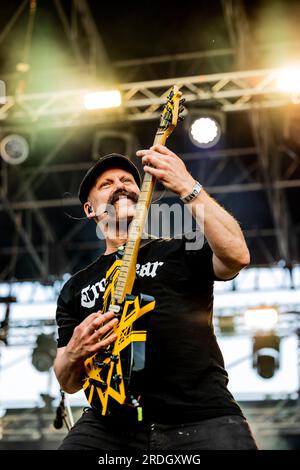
[137,144,250,280]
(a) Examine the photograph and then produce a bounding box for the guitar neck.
[111,85,182,304]
[112,133,168,304]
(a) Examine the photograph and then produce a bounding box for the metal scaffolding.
[0,0,299,281]
[0,67,295,126]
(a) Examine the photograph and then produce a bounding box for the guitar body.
[83,256,155,417]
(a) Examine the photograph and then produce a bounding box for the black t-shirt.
[56,233,244,423]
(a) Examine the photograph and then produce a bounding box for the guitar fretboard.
[112,172,155,303]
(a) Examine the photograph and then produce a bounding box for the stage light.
[189,117,221,148]
[252,334,280,379]
[0,134,29,165]
[84,90,121,110]
[32,333,57,372]
[187,109,225,149]
[16,62,30,73]
[218,315,235,334]
[277,66,300,94]
[244,306,278,332]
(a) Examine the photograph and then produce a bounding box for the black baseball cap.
[78,153,142,204]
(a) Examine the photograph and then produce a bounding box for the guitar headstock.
[157,86,185,141]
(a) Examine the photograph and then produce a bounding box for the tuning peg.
[180,98,185,104]
[178,116,185,122]
[179,106,185,113]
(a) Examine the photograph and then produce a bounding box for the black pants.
[58,408,258,450]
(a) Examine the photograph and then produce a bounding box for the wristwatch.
[180,180,202,203]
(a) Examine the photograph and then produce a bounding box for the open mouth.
[114,195,131,204]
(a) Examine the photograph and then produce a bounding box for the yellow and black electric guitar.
[83,86,183,420]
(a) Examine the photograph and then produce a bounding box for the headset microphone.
[63,198,108,221]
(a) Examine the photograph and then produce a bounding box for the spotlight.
[187,110,225,149]
[244,306,278,332]
[218,315,235,334]
[16,63,30,73]
[84,90,121,110]
[277,66,300,94]
[32,333,57,372]
[0,134,29,165]
[252,334,280,379]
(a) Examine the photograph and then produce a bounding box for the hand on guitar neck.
[136,143,196,198]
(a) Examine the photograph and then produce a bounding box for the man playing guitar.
[54,88,257,450]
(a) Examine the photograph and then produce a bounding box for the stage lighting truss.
[0,67,299,127]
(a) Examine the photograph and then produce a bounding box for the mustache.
[107,189,139,206]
